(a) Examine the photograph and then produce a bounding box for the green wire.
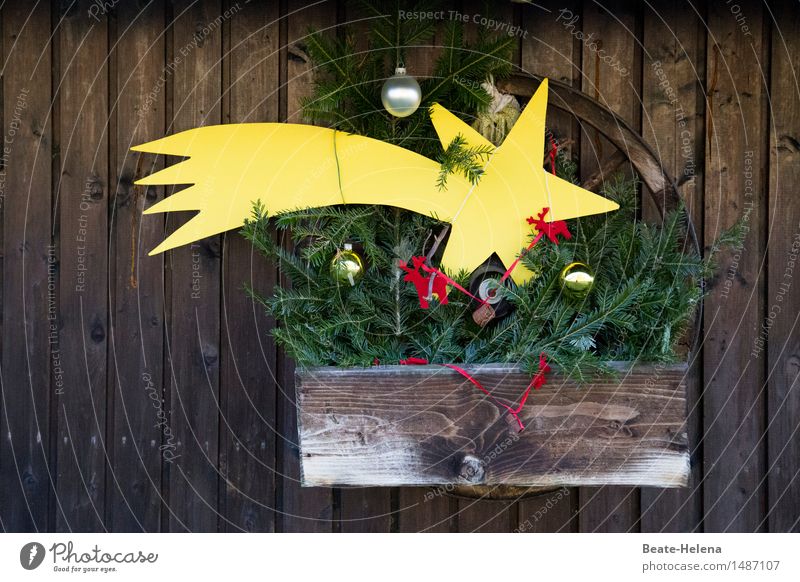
[333,129,344,201]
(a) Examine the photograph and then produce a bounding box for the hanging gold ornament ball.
[560,262,595,300]
[330,244,364,286]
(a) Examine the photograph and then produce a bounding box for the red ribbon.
[499,231,544,285]
[549,136,558,175]
[418,262,487,305]
[400,209,572,309]
[399,353,550,431]
[512,353,551,416]
[398,357,429,366]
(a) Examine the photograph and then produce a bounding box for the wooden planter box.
[295,363,689,488]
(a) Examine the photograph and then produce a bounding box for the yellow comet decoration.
[134,79,618,284]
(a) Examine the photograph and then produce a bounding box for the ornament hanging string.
[398,353,551,431]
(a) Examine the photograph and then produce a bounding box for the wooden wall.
[0,0,797,532]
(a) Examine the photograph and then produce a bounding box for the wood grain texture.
[276,0,337,533]
[336,7,392,531]
[0,0,795,533]
[576,0,641,533]
[0,0,54,532]
[520,0,580,152]
[397,488,454,532]
[296,364,689,488]
[107,0,166,533]
[516,487,576,533]
[339,487,392,533]
[703,2,766,533]
[218,0,279,534]
[766,0,800,533]
[165,0,223,532]
[578,0,641,179]
[518,0,581,533]
[457,498,515,533]
[639,0,705,533]
[55,0,110,532]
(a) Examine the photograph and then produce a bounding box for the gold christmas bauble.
[330,245,364,286]
[560,262,594,300]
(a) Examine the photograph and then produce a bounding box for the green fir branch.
[436,134,494,190]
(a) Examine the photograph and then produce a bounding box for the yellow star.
[430,78,619,283]
[134,79,617,285]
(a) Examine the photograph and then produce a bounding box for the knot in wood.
[458,454,485,484]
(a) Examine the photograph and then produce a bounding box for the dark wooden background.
[1,0,797,533]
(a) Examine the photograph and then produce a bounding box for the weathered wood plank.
[277,0,337,532]
[766,0,800,533]
[285,1,337,123]
[0,0,4,523]
[107,0,166,533]
[576,0,641,533]
[703,2,766,533]
[457,498,515,533]
[165,0,224,532]
[639,0,704,533]
[520,0,580,152]
[0,0,54,532]
[516,487,575,533]
[218,0,279,534]
[55,0,110,532]
[578,0,640,180]
[296,364,689,487]
[339,487,392,533]
[518,0,581,533]
[397,488,453,532]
